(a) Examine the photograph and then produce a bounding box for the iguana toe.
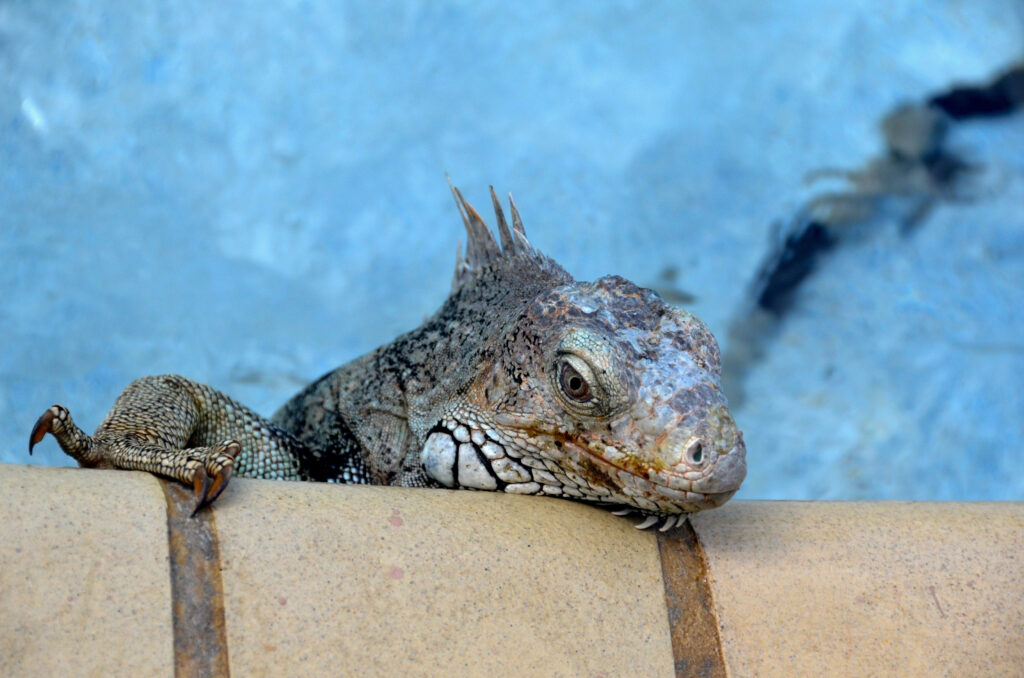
[190,440,240,514]
[203,441,239,506]
[28,404,98,464]
[28,405,62,454]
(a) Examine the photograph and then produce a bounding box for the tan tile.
[0,465,173,678]
[214,479,674,678]
[692,501,1024,677]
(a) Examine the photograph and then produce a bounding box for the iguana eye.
[559,361,592,402]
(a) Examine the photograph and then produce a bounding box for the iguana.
[29,185,746,530]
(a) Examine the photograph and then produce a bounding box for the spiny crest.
[447,180,570,291]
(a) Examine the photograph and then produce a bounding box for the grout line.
[657,518,728,678]
[161,481,231,678]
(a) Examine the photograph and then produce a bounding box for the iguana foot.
[30,403,240,513]
[29,374,320,509]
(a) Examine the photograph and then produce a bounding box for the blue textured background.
[3,2,1023,500]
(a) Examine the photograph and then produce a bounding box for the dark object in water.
[755,222,836,314]
[723,64,1022,405]
[929,64,1024,119]
[751,64,1023,317]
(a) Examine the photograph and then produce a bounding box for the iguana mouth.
[560,437,741,514]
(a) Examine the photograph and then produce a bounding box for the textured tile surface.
[0,465,173,678]
[692,501,1024,677]
[214,478,674,678]
[5,464,1023,678]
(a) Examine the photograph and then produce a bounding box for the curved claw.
[190,441,240,515]
[28,409,57,456]
[204,464,233,506]
[29,405,66,454]
[190,466,213,517]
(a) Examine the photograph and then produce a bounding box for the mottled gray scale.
[532,470,559,485]
[480,441,505,460]
[492,457,531,483]
[520,457,548,471]
[502,444,525,459]
[422,432,457,487]
[456,443,497,490]
[505,482,542,495]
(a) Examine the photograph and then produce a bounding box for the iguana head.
[419,185,746,527]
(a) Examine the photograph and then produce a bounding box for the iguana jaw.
[483,412,746,515]
[562,433,746,511]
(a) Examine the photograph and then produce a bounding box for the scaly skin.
[30,185,746,527]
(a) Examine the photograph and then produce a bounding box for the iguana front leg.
[29,374,320,512]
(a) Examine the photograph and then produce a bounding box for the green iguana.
[29,185,746,530]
